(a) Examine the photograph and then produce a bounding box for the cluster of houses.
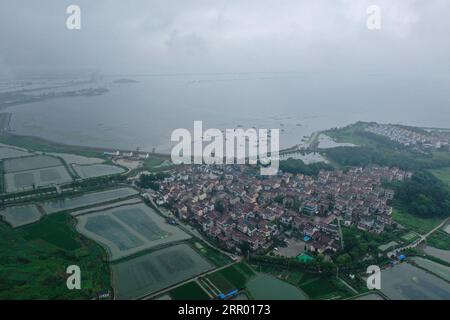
[365,123,450,150]
[150,164,411,255]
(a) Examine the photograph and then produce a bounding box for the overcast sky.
[1,0,450,78]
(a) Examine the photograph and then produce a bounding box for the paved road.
[388,217,450,257]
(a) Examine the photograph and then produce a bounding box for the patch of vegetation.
[0,213,110,299]
[429,166,450,186]
[143,156,175,172]
[193,241,231,267]
[22,214,81,250]
[333,226,401,270]
[426,230,450,250]
[169,281,210,300]
[299,276,352,300]
[280,158,334,176]
[390,171,450,219]
[207,262,254,292]
[392,207,443,234]
[136,172,169,190]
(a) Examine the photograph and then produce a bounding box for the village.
[149,164,412,256]
[365,123,450,151]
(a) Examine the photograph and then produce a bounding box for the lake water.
[6,74,450,153]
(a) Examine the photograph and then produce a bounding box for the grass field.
[426,230,450,250]
[169,281,210,300]
[298,276,352,300]
[429,166,450,186]
[0,213,111,299]
[206,262,255,294]
[401,231,421,244]
[392,207,443,235]
[193,241,232,267]
[143,155,175,172]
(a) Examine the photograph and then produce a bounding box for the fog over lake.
[6,71,450,153]
[2,1,450,152]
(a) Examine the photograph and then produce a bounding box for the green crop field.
[392,207,443,235]
[429,166,450,186]
[427,230,450,250]
[299,276,352,300]
[207,262,255,293]
[194,241,231,267]
[169,281,210,300]
[0,213,110,299]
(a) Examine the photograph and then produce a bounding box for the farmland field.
[424,246,450,264]
[0,204,42,228]
[72,163,125,178]
[380,263,450,299]
[2,155,72,192]
[169,281,210,300]
[298,276,351,300]
[426,230,450,250]
[205,262,256,296]
[112,243,213,299]
[3,155,62,173]
[401,231,420,243]
[392,208,442,234]
[76,202,190,260]
[247,274,308,300]
[410,257,450,282]
[0,147,31,160]
[4,165,72,192]
[48,152,104,165]
[41,187,139,214]
[0,213,110,299]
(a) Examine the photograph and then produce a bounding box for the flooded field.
[424,246,450,264]
[0,147,31,160]
[76,202,190,260]
[247,274,308,300]
[4,165,72,192]
[2,155,73,192]
[112,243,213,299]
[410,257,450,282]
[0,204,42,227]
[72,163,125,178]
[279,152,328,164]
[41,187,138,214]
[48,152,104,165]
[3,155,62,173]
[380,263,450,299]
[317,134,357,149]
